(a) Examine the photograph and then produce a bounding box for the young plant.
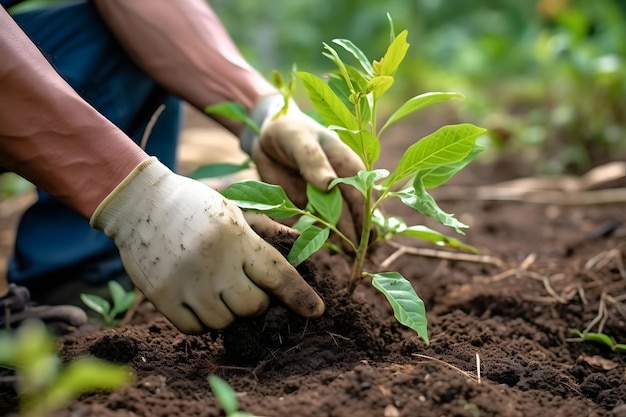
[219,17,486,344]
[80,280,137,327]
[0,319,132,417]
[569,329,626,352]
[208,374,257,417]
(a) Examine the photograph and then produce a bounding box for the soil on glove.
[1,117,626,417]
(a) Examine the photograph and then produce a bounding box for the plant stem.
[348,186,373,294]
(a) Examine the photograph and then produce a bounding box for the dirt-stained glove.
[90,157,324,334]
[240,95,368,249]
[0,284,87,330]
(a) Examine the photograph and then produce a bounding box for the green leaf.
[380,92,465,134]
[383,124,486,188]
[395,181,468,234]
[399,225,478,253]
[208,375,239,416]
[204,102,259,135]
[330,169,389,197]
[386,13,396,44]
[306,183,342,226]
[366,76,394,100]
[80,294,111,317]
[108,281,136,317]
[332,38,374,77]
[331,126,380,167]
[221,181,302,219]
[292,214,317,232]
[377,30,409,77]
[288,226,330,266]
[370,272,428,344]
[419,145,485,189]
[188,160,252,180]
[36,357,132,414]
[297,72,359,130]
[322,43,354,93]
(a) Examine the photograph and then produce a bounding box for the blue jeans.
[7,0,183,286]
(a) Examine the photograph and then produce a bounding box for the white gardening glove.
[240,95,370,250]
[90,157,324,334]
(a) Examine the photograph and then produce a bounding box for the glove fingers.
[220,279,270,317]
[253,147,308,208]
[158,299,233,334]
[244,240,324,319]
[242,211,300,241]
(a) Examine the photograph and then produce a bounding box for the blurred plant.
[0,319,132,417]
[208,374,257,417]
[80,280,137,328]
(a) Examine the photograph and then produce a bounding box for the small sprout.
[0,319,132,417]
[569,329,626,351]
[208,374,256,417]
[80,280,136,327]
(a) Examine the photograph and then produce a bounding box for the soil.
[1,113,626,417]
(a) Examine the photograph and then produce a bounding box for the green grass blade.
[371,272,429,344]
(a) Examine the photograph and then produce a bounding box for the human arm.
[0,8,323,333]
[92,0,369,247]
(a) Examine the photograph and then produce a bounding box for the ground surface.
[1,109,625,417]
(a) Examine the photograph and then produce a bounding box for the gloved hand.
[90,157,324,334]
[240,95,368,249]
[0,284,87,330]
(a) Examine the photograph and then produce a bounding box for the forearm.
[0,9,149,218]
[93,0,278,135]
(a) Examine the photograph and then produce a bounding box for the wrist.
[89,156,169,233]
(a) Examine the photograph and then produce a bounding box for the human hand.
[90,157,324,334]
[241,95,368,249]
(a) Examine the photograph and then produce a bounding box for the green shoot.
[80,280,136,327]
[569,329,626,352]
[0,319,132,417]
[208,375,257,417]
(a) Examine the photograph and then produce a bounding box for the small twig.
[413,353,480,383]
[526,271,569,304]
[476,353,481,384]
[382,241,504,269]
[119,292,145,327]
[584,292,608,334]
[139,104,166,151]
[301,318,309,338]
[326,331,350,347]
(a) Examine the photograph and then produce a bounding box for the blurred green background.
[212,0,626,175]
[3,0,626,201]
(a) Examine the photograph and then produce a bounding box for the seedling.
[0,319,132,417]
[569,329,626,352]
[80,280,137,327]
[208,374,257,417]
[215,16,485,344]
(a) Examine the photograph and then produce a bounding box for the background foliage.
[212,0,626,174]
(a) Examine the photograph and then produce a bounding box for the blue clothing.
[6,0,183,285]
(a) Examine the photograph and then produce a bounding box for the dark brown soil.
[1,120,626,417]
